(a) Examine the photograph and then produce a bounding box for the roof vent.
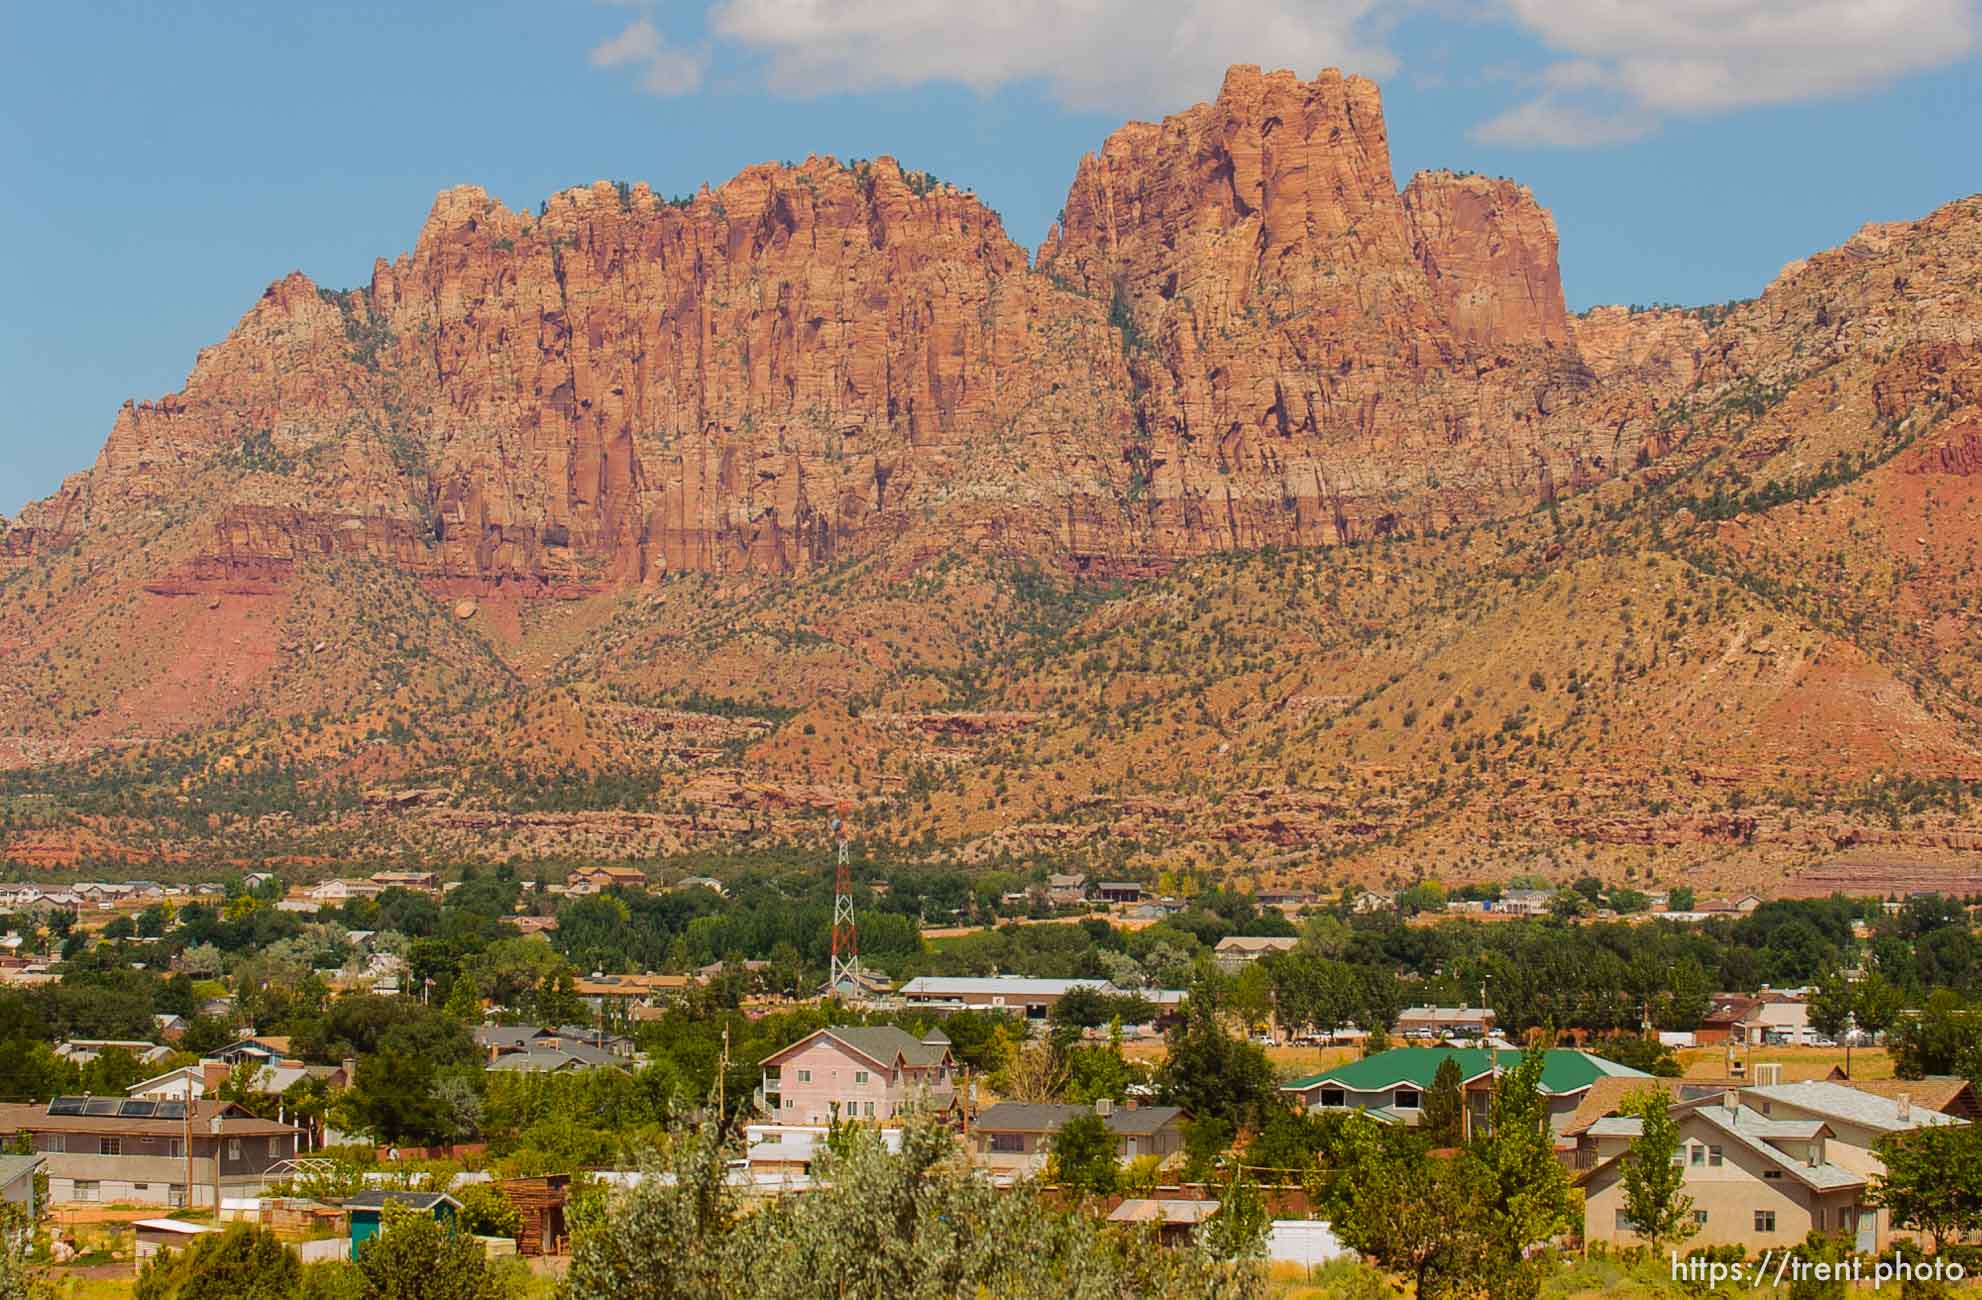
[1095,1097,1115,1117]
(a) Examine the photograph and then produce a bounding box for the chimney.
[1897,1093,1911,1122]
[1809,1137,1824,1168]
[1095,1097,1114,1118]
[1723,1089,1740,1119]
[342,1057,357,1086]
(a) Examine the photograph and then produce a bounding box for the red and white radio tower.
[828,801,860,994]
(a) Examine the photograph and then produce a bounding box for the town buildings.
[1212,936,1299,969]
[1393,1006,1497,1041]
[897,976,1111,1020]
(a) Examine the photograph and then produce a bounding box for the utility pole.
[716,1025,730,1121]
[182,1098,193,1211]
[209,1113,223,1217]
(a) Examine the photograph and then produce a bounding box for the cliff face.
[1035,66,1598,548]
[8,64,1612,589]
[1401,170,1572,350]
[16,160,1137,591]
[1571,307,1708,388]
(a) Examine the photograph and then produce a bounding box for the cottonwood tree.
[1048,1110,1120,1198]
[1619,1088,1697,1252]
[560,1116,1263,1300]
[1328,1118,1493,1300]
[1809,970,1860,1076]
[1473,1044,1576,1300]
[1873,1122,1982,1253]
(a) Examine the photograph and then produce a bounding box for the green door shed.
[345,1190,462,1261]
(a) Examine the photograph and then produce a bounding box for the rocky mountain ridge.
[7,66,1653,597]
[3,66,1979,896]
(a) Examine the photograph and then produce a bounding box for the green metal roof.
[1283,1047,1647,1096]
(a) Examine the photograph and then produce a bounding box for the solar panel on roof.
[155,1102,186,1120]
[83,1098,119,1116]
[46,1098,85,1116]
[121,1101,158,1119]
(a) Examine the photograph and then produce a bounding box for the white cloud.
[1480,0,1977,146]
[1472,97,1654,147]
[705,0,1394,117]
[591,17,704,96]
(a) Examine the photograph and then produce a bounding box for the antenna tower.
[829,801,860,994]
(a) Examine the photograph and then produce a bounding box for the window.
[1813,1208,1826,1231]
[98,1138,121,1156]
[1693,1211,1709,1226]
[989,1133,1025,1153]
[863,1101,875,1118]
[1708,1145,1723,1167]
[44,1135,63,1155]
[168,1185,185,1208]
[1319,1089,1346,1107]
[226,1139,242,1162]
[1762,1169,1784,1181]
[1689,1144,1704,1166]
[854,1071,869,1085]
[796,1069,811,1083]
[1754,1211,1776,1233]
[73,1181,99,1202]
[167,1138,184,1158]
[1614,1211,1636,1231]
[1394,1088,1422,1110]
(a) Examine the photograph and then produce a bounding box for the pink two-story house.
[760,1026,957,1124]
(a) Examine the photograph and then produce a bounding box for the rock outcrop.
[1402,170,1572,350]
[1571,307,1708,388]
[1036,65,1598,550]
[6,64,1624,590]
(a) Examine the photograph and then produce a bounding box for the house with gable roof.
[1580,1089,1880,1251]
[759,1026,956,1124]
[1281,1046,1649,1134]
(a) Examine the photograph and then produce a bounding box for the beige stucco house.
[1581,1093,1875,1252]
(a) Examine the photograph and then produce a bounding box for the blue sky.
[4,1,1979,515]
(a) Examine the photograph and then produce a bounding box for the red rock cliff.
[12,66,1621,588]
[1401,170,1572,350]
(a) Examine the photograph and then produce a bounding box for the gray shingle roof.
[1746,1082,1966,1133]
[1683,1103,1865,1191]
[975,1103,1185,1136]
[824,1026,951,1069]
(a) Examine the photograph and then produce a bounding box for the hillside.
[2,68,1979,895]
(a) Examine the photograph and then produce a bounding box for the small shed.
[496,1174,570,1257]
[132,1218,220,1260]
[345,1190,461,1261]
[1105,1198,1219,1244]
[1266,1219,1353,1267]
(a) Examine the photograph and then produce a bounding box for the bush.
[134,1224,299,1300]
[457,1182,523,1240]
[356,1202,508,1299]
